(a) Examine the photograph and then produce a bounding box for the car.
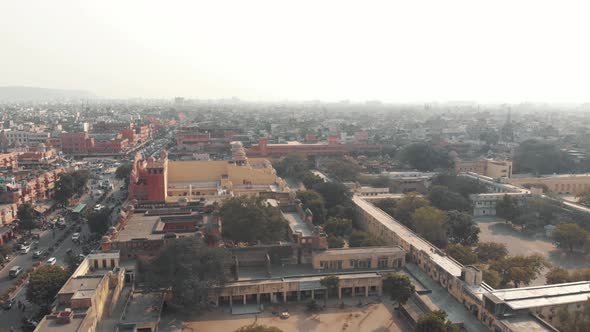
[72,233,81,242]
[94,204,104,211]
[2,298,15,310]
[33,250,44,259]
[9,266,23,278]
[280,311,290,319]
[46,257,57,265]
[19,245,31,254]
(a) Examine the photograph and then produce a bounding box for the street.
[0,166,125,331]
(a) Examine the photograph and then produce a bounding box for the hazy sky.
[2,1,590,102]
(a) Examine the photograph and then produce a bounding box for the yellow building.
[129,142,290,202]
[509,174,590,195]
[455,158,513,178]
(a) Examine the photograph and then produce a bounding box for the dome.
[101,235,111,243]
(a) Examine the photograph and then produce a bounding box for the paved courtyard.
[475,217,587,285]
[159,299,411,332]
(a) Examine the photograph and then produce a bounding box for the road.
[0,168,126,330]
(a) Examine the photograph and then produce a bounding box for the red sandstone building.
[246,137,381,158]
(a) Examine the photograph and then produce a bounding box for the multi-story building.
[455,158,513,178]
[3,130,50,146]
[61,132,93,154]
[128,144,289,202]
[460,172,530,217]
[246,137,381,158]
[510,174,590,195]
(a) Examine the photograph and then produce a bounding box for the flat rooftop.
[120,291,163,327]
[59,276,103,295]
[314,246,404,257]
[282,212,312,237]
[488,281,590,310]
[500,314,555,332]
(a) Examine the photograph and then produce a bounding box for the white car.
[94,204,104,211]
[19,245,31,254]
[72,233,80,242]
[46,257,56,265]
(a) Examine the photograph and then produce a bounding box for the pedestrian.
[17,300,21,309]
[22,304,25,312]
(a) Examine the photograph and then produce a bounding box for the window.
[378,257,388,268]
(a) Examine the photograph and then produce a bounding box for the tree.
[55,173,75,204]
[323,217,353,237]
[311,182,350,211]
[552,223,590,253]
[428,186,472,212]
[296,190,327,224]
[374,198,396,217]
[482,269,501,288]
[145,237,231,307]
[382,273,415,307]
[17,203,38,230]
[320,276,340,297]
[431,174,487,198]
[348,231,384,247]
[577,190,590,206]
[235,325,283,332]
[446,210,479,245]
[489,254,549,287]
[273,154,310,179]
[393,193,429,228]
[415,310,459,332]
[220,196,288,243]
[26,265,71,306]
[475,242,508,263]
[324,159,360,181]
[445,244,477,265]
[65,252,81,272]
[546,267,571,284]
[399,143,453,171]
[115,163,133,186]
[514,139,574,175]
[327,235,345,248]
[71,170,90,196]
[412,206,449,248]
[495,195,520,222]
[87,208,112,235]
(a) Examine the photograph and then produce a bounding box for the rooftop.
[314,246,404,257]
[119,291,163,328]
[282,212,312,237]
[488,281,590,310]
[58,276,103,295]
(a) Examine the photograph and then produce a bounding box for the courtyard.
[475,216,587,285]
[158,299,411,332]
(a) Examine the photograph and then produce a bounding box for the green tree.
[323,217,353,237]
[495,195,520,222]
[482,269,501,288]
[115,163,133,186]
[546,267,571,284]
[17,203,38,230]
[324,159,360,181]
[71,170,90,196]
[382,273,415,307]
[87,207,112,235]
[399,143,453,171]
[235,325,283,332]
[445,244,477,265]
[446,210,479,245]
[348,230,384,247]
[393,192,429,228]
[415,310,459,332]
[374,198,396,217]
[489,254,549,287]
[311,182,350,211]
[327,235,345,248]
[514,139,574,174]
[320,275,340,297]
[274,154,310,179]
[475,242,508,263]
[55,172,75,204]
[412,206,448,248]
[552,223,590,253]
[145,237,231,307]
[428,186,472,212]
[26,265,71,306]
[431,173,487,197]
[296,190,327,224]
[220,196,288,243]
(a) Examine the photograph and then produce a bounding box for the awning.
[299,281,326,291]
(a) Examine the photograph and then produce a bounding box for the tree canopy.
[475,242,508,263]
[348,230,384,247]
[514,139,574,174]
[220,196,288,243]
[27,265,71,306]
[431,173,487,198]
[552,223,590,253]
[235,325,283,332]
[415,310,459,332]
[145,237,231,307]
[327,235,345,248]
[446,244,478,265]
[87,207,112,235]
[392,192,429,228]
[495,195,520,222]
[115,163,133,186]
[446,210,479,245]
[412,206,448,248]
[399,143,453,171]
[324,159,361,181]
[55,170,90,204]
[17,203,38,230]
[296,190,327,224]
[382,273,415,306]
[323,217,353,237]
[489,254,549,287]
[428,186,472,212]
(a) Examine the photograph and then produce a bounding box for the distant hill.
[0,86,98,102]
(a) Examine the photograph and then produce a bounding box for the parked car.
[19,245,31,254]
[46,257,57,265]
[33,250,45,259]
[72,233,80,242]
[2,298,15,310]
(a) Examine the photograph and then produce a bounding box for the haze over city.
[3,0,590,102]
